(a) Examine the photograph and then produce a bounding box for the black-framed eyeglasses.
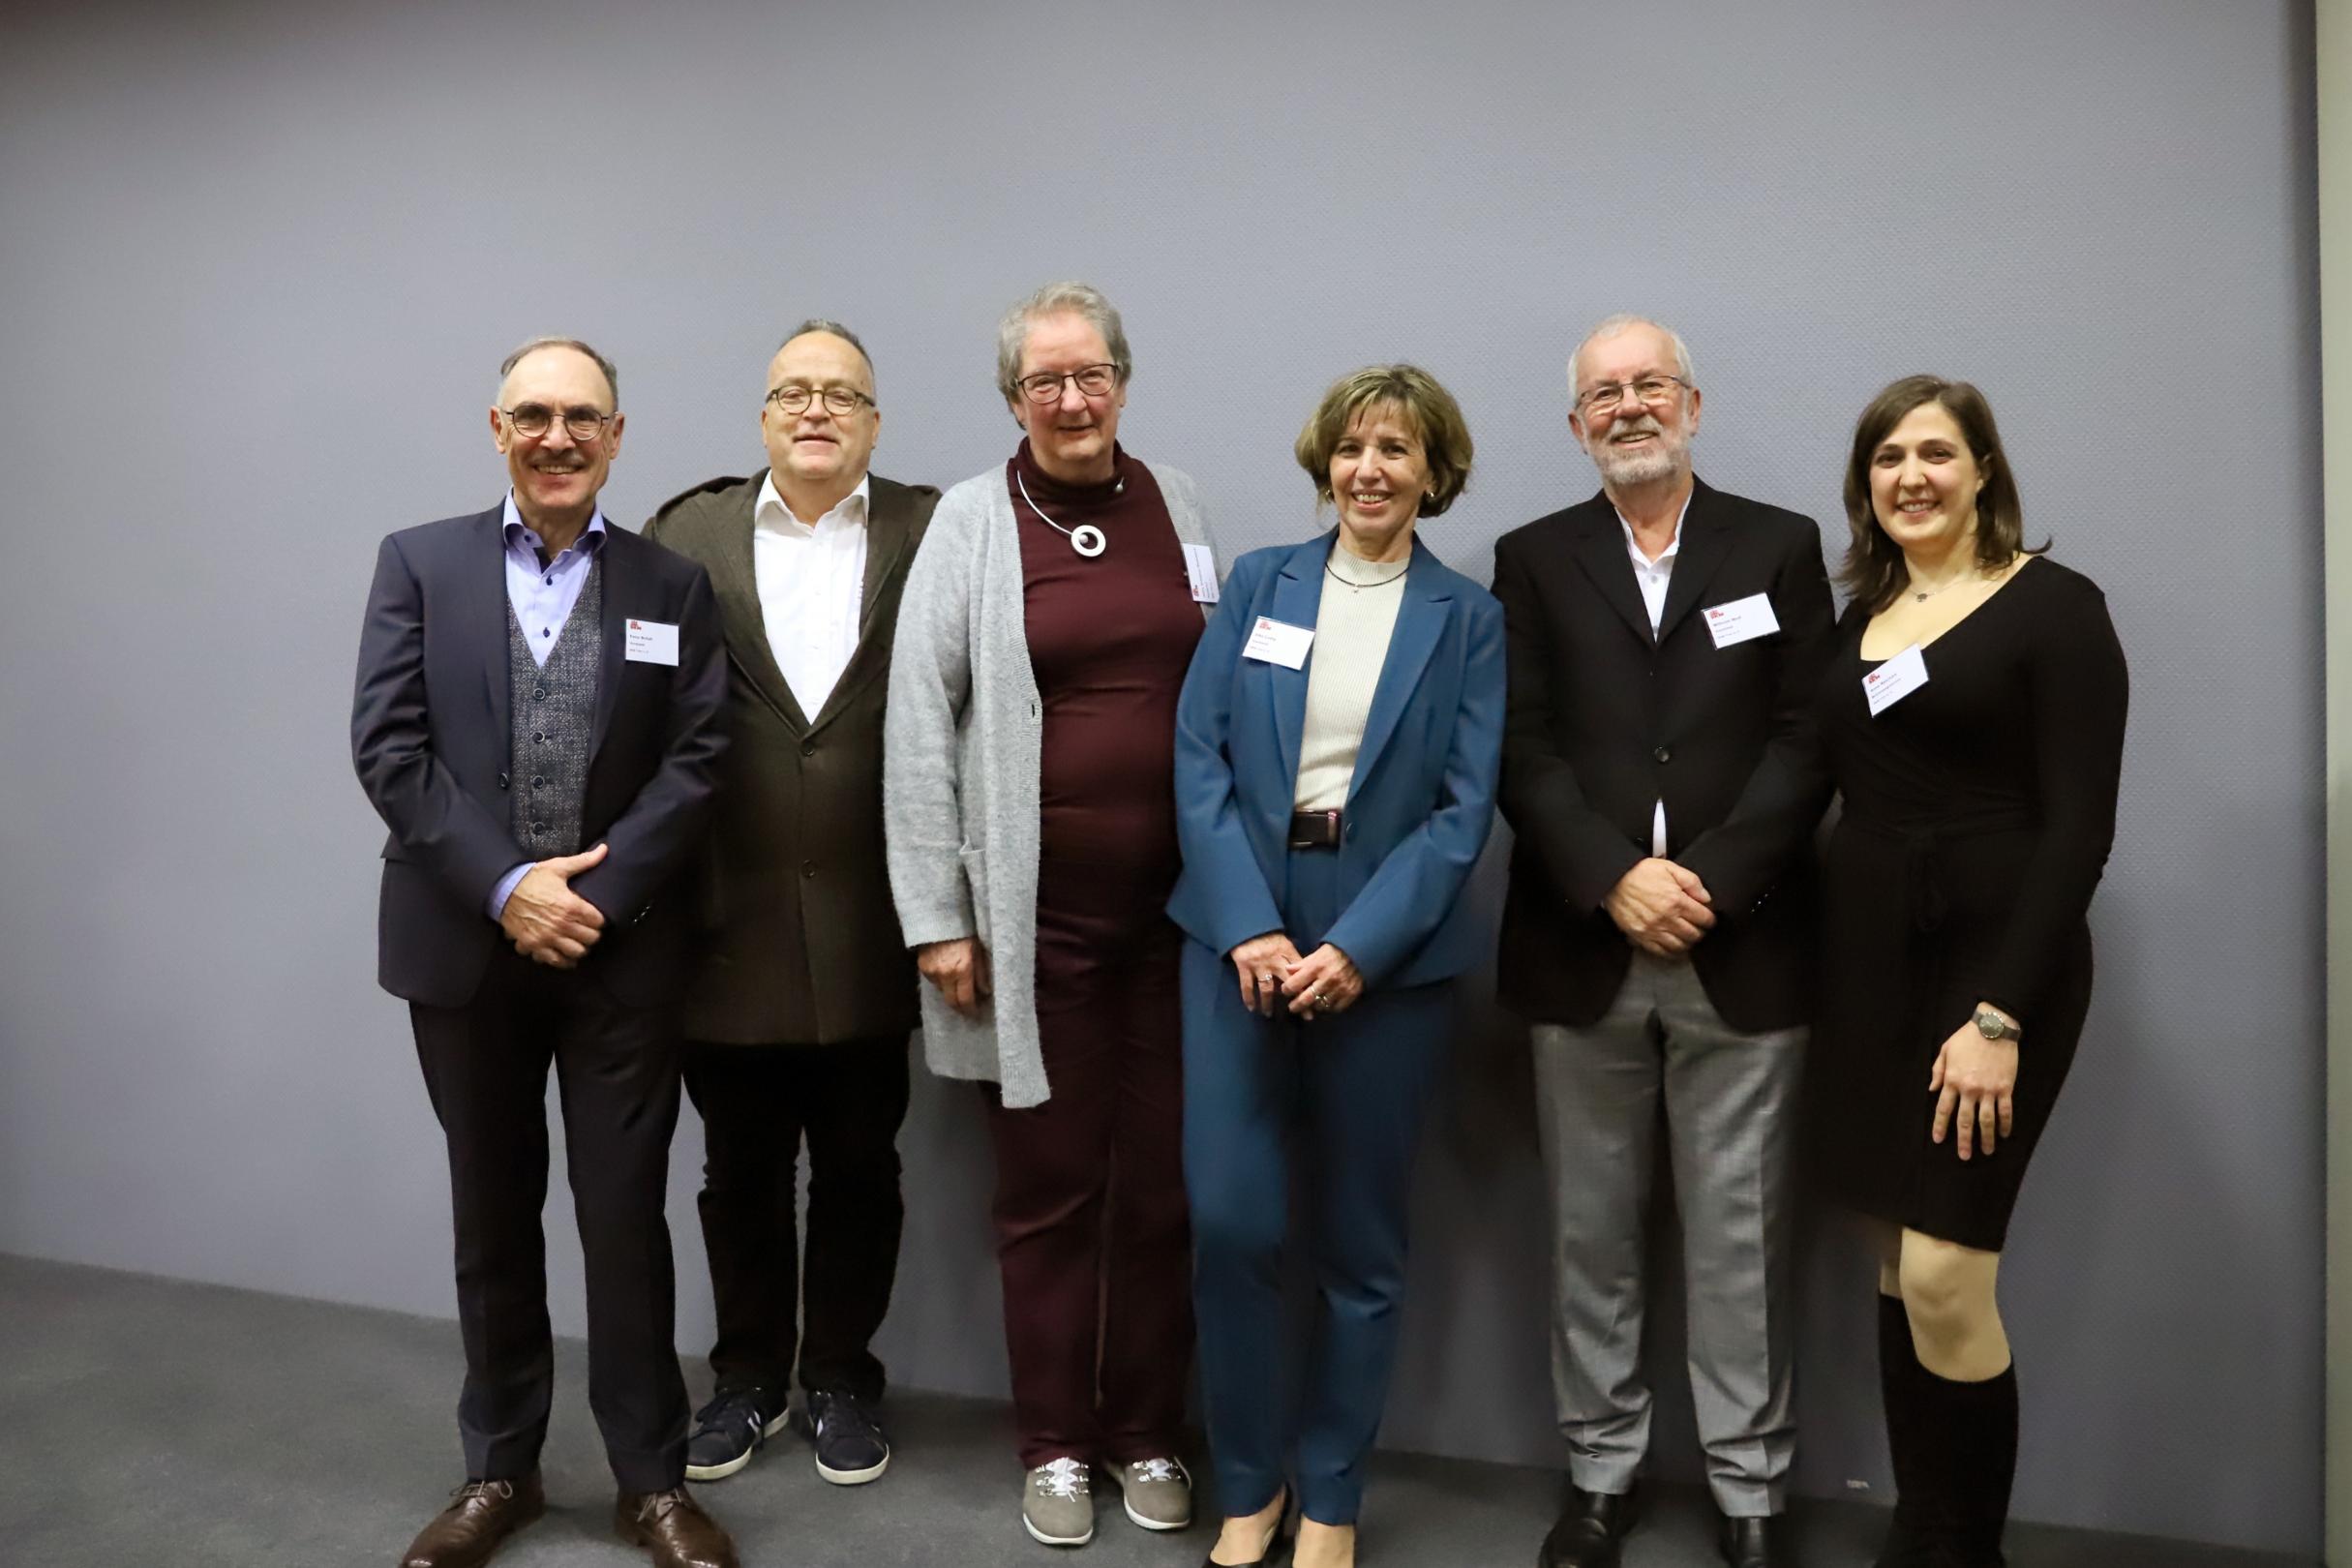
[767,384,875,417]
[1015,363,1118,405]
[500,403,614,441]
[1574,374,1689,415]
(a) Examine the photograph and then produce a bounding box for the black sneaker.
[683,1385,788,1482]
[795,1388,890,1485]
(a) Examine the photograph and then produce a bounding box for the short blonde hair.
[1293,365,1474,517]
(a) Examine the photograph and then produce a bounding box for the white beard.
[1585,416,1690,488]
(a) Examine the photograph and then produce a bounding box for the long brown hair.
[1839,375,2040,613]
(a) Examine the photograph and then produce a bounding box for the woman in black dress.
[1811,376,2126,1567]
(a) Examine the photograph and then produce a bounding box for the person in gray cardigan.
[884,281,1219,1550]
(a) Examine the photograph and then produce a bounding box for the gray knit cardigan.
[883,459,1217,1107]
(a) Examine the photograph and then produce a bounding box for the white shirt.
[1617,496,1691,858]
[1294,542,1409,811]
[753,471,870,717]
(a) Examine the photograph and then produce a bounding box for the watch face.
[1976,1011,2004,1040]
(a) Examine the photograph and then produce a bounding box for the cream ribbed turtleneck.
[1293,537,1409,811]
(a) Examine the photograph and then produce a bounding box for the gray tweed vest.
[508,560,602,859]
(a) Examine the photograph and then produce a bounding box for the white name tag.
[624,618,679,666]
[1182,542,1220,603]
[1703,591,1780,648]
[1243,616,1313,670]
[1863,644,1929,716]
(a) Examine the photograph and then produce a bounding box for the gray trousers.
[1531,950,1804,1516]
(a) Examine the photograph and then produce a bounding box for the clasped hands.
[498,843,609,968]
[1605,857,1714,956]
[1227,931,1363,1019]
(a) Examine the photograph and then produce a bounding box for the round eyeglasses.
[500,404,614,441]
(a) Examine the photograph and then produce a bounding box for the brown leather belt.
[1288,809,1344,849]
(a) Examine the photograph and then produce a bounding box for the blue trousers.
[1182,846,1452,1526]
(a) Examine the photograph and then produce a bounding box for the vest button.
[531,776,545,789]
[532,687,548,701]
[531,821,548,833]
[532,732,545,744]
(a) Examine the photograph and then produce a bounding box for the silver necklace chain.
[1016,470,1108,558]
[1325,558,1408,589]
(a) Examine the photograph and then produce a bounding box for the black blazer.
[351,502,729,1010]
[643,472,941,1045]
[1491,477,1834,1031]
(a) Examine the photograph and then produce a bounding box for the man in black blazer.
[352,337,738,1568]
[642,320,938,1490]
[1493,317,1833,1568]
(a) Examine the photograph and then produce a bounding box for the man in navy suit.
[352,337,738,1568]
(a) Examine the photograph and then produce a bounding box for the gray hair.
[499,335,618,403]
[995,281,1131,406]
[1567,314,1695,397]
[776,317,876,395]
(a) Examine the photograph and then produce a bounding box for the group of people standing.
[350,283,2128,1568]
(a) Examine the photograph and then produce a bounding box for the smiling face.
[762,329,880,500]
[1329,404,1431,561]
[1569,321,1699,488]
[1011,311,1126,482]
[1868,400,1987,555]
[491,345,621,529]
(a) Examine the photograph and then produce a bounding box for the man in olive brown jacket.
[643,320,939,1491]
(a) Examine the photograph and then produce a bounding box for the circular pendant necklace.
[1017,471,1107,558]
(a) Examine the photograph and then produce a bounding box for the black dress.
[1807,558,2127,1250]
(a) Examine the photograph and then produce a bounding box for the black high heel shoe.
[1201,1487,1295,1567]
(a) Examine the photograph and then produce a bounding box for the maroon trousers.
[984,861,1193,1468]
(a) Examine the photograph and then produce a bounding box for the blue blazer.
[1168,532,1506,988]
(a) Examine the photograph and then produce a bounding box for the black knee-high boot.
[1874,1294,1929,1568]
[1913,1360,2018,1568]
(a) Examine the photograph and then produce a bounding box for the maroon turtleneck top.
[1010,438,1204,890]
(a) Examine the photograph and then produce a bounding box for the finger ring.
[1314,992,1331,1010]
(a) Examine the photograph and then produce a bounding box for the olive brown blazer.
[645,471,941,1044]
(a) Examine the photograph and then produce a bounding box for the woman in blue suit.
[1170,365,1505,1568]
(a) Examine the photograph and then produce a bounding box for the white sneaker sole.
[816,1451,890,1486]
[682,1409,792,1482]
[1022,1512,1096,1547]
[1121,1494,1191,1531]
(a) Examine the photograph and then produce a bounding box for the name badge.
[1181,543,1220,604]
[1703,591,1780,648]
[624,618,679,666]
[1243,616,1313,670]
[1862,644,1929,716]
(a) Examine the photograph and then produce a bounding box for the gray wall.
[0,0,2319,1553]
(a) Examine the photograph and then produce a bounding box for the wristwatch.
[1974,1007,2019,1041]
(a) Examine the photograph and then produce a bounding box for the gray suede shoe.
[1023,1458,1095,1547]
[1114,1457,1192,1530]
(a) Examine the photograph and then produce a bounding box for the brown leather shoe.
[615,1486,739,1568]
[400,1474,545,1568]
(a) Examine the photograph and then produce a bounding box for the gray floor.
[0,1253,2309,1567]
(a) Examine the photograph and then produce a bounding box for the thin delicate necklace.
[1016,470,1112,558]
[1326,558,1408,590]
[1908,570,1978,604]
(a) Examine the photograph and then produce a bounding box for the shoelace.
[1035,1458,1090,1498]
[1130,1458,1187,1485]
[450,1479,516,1506]
[692,1390,768,1441]
[632,1488,694,1523]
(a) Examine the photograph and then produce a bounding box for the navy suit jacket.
[351,501,729,1009]
[1168,532,1504,987]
